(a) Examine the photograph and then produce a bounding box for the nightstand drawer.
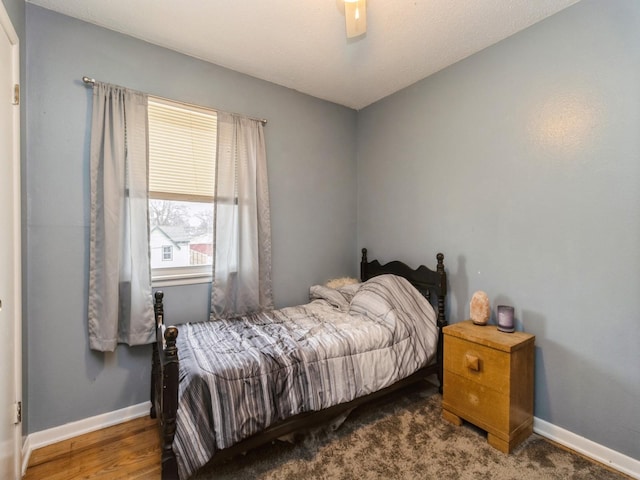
[444,335,510,393]
[443,372,509,434]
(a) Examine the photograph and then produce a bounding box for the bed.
[151,248,447,479]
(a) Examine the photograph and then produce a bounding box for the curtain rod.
[82,76,267,126]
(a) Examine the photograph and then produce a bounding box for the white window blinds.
[148,98,217,202]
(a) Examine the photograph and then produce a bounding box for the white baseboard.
[22,401,151,476]
[534,416,640,479]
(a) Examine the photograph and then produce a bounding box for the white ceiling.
[27,0,581,110]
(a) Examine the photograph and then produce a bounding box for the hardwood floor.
[22,413,631,480]
[23,416,161,480]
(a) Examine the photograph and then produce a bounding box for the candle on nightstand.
[497,305,515,333]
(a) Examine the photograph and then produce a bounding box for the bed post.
[151,291,180,480]
[435,253,447,393]
[162,326,180,480]
[151,291,164,419]
[360,248,368,280]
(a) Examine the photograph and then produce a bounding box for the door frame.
[0,3,22,479]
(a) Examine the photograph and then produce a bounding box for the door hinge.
[13,84,19,106]
[13,401,21,424]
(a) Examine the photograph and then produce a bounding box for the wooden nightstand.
[442,320,535,453]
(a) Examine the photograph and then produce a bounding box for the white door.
[0,5,21,479]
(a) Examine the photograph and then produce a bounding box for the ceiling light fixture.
[344,0,367,38]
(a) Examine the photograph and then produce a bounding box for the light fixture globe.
[344,0,367,38]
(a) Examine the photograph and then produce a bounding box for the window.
[147,97,217,284]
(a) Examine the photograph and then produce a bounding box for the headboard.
[360,248,447,388]
[360,248,447,328]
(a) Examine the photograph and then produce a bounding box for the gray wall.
[25,4,357,434]
[357,0,639,461]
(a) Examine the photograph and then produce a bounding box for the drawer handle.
[465,354,480,372]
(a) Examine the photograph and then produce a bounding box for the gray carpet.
[192,383,628,480]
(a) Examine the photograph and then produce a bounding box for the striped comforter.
[173,274,438,479]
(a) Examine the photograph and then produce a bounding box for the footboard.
[150,291,180,480]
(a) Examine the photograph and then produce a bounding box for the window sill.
[152,271,212,287]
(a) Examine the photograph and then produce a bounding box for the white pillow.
[325,277,359,289]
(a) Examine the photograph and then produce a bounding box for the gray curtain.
[88,83,154,351]
[211,113,273,318]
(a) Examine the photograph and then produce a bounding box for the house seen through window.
[148,97,217,280]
